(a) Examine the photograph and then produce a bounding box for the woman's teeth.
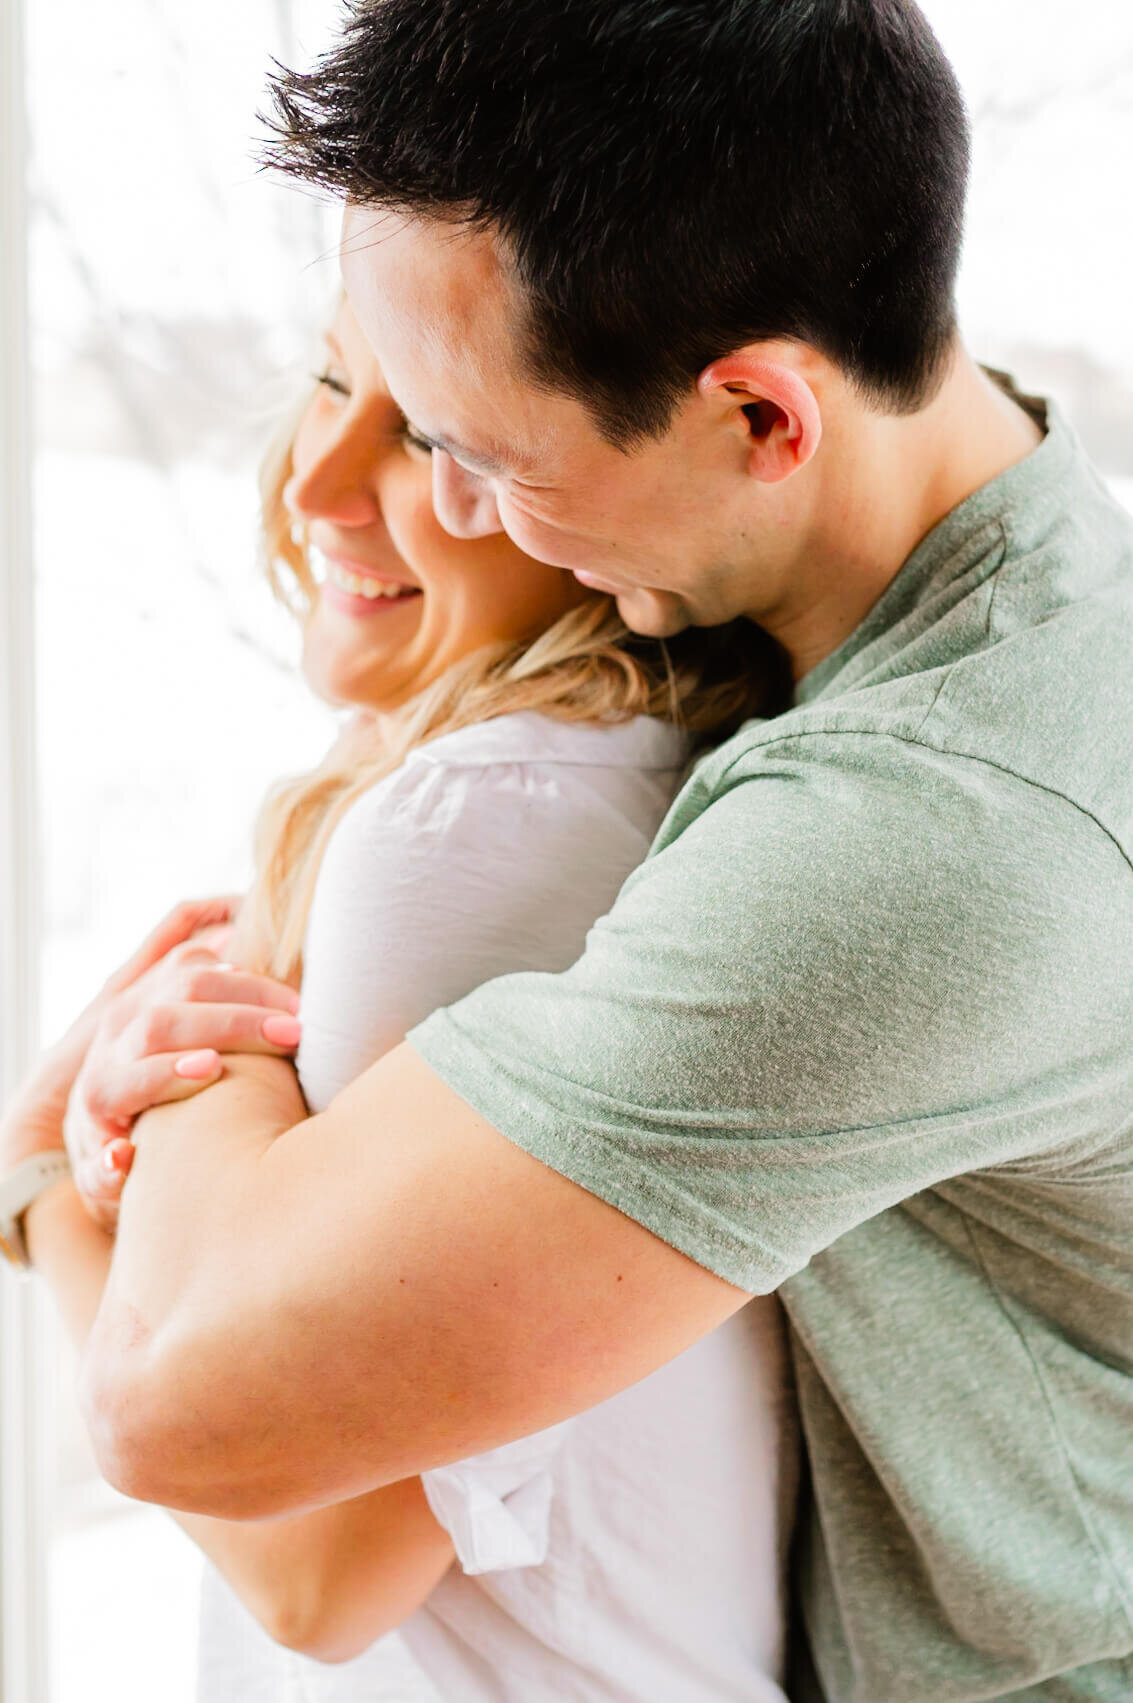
[328,562,414,599]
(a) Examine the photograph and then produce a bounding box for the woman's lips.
[319,556,423,618]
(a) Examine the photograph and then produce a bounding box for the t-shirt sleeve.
[409,734,1133,1292]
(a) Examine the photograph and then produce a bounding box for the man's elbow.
[78,1339,277,1517]
[79,1344,192,1507]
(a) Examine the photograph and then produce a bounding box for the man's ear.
[698,349,822,483]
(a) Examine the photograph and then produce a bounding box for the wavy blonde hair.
[238,396,786,984]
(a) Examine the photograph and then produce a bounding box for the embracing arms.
[76,1044,744,1518]
[12,943,741,1652]
[67,757,750,1522]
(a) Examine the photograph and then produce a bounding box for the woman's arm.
[176,1482,453,1663]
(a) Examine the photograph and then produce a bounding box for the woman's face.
[286,300,588,713]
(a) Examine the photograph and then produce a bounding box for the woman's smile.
[284,300,586,714]
[315,549,425,618]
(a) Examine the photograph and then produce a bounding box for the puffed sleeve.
[296,741,662,1111]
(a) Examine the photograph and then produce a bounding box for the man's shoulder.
[680,420,1133,858]
[686,565,1133,870]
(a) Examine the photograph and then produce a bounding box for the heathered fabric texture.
[410,395,1133,1703]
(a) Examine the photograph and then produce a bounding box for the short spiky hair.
[264,0,970,447]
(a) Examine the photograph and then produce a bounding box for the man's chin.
[615,588,690,639]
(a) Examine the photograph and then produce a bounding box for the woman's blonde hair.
[239,395,786,983]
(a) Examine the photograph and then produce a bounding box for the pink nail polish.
[262,1014,302,1047]
[175,1050,220,1079]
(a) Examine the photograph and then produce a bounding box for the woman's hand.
[65,935,302,1232]
[1,897,244,1178]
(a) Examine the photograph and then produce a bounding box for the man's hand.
[66,940,302,1232]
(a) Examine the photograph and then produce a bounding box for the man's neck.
[762,349,1044,682]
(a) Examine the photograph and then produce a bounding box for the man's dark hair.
[265,0,970,447]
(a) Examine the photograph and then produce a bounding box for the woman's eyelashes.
[313,368,351,399]
[311,370,432,461]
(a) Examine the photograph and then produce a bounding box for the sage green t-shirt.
[409,396,1133,1703]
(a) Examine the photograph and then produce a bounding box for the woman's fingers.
[175,966,300,1015]
[74,1139,135,1233]
[127,1004,302,1063]
[85,1049,226,1125]
[79,1010,299,1131]
[69,1053,226,1222]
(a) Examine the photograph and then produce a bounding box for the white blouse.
[197,711,795,1703]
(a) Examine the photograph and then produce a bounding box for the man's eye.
[312,369,351,399]
[399,420,435,457]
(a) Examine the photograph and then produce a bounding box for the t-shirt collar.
[793,384,1074,708]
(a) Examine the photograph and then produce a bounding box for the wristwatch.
[0,1151,72,1270]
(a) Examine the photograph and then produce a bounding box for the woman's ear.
[698,349,823,484]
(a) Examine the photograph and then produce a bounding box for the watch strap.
[0,1151,72,1269]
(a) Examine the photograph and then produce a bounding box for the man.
[4,3,1131,1700]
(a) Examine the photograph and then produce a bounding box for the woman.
[59,296,796,1703]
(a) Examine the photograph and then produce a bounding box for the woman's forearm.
[25,1149,453,1666]
[25,1177,115,1338]
[178,1479,454,1663]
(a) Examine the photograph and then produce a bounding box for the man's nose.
[431,450,504,539]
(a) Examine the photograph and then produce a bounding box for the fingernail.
[100,1143,131,1175]
[175,1049,220,1079]
[286,990,301,1014]
[262,1014,302,1047]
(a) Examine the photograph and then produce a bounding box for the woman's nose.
[431,450,504,539]
[284,427,382,528]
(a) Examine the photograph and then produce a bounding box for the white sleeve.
[296,750,641,1112]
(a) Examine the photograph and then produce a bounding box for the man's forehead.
[340,207,537,448]
[339,207,616,489]
[342,208,505,341]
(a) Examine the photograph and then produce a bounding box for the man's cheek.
[497,500,589,573]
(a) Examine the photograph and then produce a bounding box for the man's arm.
[79,1046,747,1519]
[19,1061,456,1666]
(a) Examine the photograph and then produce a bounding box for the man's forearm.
[24,1147,451,1665]
[93,1053,308,1335]
[78,1042,746,1522]
[79,1051,330,1507]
